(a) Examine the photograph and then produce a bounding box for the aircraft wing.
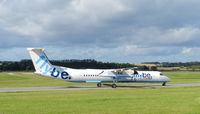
[100,69,132,79]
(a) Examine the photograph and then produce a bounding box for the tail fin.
[27,48,53,75]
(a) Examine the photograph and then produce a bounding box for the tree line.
[0,59,136,71]
[142,62,200,67]
[1,60,200,71]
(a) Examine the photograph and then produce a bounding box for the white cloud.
[1,0,200,62]
[7,21,45,37]
[0,0,130,38]
[124,26,200,47]
[182,48,192,54]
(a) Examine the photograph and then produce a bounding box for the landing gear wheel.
[112,84,117,88]
[97,83,101,87]
[162,82,166,86]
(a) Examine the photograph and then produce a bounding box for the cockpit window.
[160,73,164,76]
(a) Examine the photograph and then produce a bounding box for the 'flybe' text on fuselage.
[35,56,71,80]
[134,73,152,80]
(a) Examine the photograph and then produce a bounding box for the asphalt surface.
[0,83,200,92]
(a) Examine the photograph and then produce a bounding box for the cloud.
[124,26,200,47]
[182,48,192,54]
[0,0,200,62]
[1,0,129,36]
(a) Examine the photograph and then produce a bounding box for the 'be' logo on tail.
[35,56,71,80]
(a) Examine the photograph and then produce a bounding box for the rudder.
[27,48,53,75]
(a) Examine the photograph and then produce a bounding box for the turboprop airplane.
[27,48,171,88]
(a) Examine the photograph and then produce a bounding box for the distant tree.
[0,62,2,72]
[150,66,157,71]
[138,66,149,71]
[142,62,161,64]
[1,59,200,71]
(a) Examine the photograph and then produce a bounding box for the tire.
[162,82,166,86]
[112,84,117,88]
[97,83,101,87]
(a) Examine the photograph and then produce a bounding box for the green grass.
[0,72,200,88]
[0,87,200,114]
[0,72,200,113]
[164,72,200,84]
[0,72,98,88]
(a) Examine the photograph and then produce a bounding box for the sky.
[0,0,200,63]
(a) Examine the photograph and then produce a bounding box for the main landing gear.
[112,84,117,88]
[97,83,101,87]
[112,77,117,88]
[97,83,117,88]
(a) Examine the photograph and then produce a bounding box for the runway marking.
[0,83,200,92]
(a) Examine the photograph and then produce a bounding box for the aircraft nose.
[164,76,171,82]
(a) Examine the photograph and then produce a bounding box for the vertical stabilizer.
[27,48,53,75]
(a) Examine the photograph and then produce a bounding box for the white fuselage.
[28,48,171,85]
[40,66,171,84]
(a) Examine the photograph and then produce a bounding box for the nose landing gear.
[162,82,166,86]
